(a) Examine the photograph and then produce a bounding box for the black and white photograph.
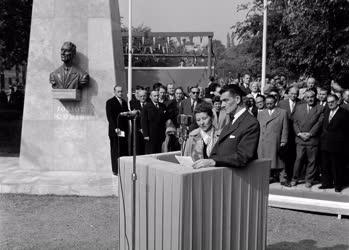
[0,0,348,249]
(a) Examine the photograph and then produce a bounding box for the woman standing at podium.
[184,103,221,160]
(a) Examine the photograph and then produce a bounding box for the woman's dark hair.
[212,95,221,103]
[194,102,213,118]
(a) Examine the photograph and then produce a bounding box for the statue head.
[60,42,76,65]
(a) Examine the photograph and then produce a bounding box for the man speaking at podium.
[192,84,260,169]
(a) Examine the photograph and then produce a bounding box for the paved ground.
[0,194,348,250]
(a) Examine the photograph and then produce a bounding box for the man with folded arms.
[291,88,324,188]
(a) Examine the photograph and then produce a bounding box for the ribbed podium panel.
[119,153,270,250]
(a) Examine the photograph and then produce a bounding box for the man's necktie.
[229,113,235,123]
[329,111,334,122]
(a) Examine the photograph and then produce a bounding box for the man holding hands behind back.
[192,85,260,169]
[106,85,129,175]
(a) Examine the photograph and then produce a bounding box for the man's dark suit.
[165,99,181,127]
[341,103,349,112]
[292,103,324,183]
[106,96,129,174]
[129,99,146,155]
[278,98,300,180]
[239,84,251,95]
[141,101,167,154]
[320,107,349,190]
[210,110,260,168]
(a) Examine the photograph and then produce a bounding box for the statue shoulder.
[71,65,88,76]
[50,65,64,76]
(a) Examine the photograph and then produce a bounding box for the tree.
[0,0,33,73]
[232,0,349,87]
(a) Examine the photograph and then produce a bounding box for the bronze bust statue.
[50,42,89,89]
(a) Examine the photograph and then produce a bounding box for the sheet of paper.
[175,155,194,168]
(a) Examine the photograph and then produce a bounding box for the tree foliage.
[0,0,32,70]
[230,0,349,86]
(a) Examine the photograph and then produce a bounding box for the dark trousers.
[293,144,318,183]
[145,138,162,154]
[284,140,297,180]
[109,136,128,174]
[135,130,145,155]
[321,151,344,189]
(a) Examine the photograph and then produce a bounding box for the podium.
[119,152,271,250]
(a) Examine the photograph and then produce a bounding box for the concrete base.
[52,89,81,101]
[0,157,118,196]
[269,182,349,218]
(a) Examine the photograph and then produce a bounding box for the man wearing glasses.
[179,85,203,130]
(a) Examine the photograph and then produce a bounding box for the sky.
[118,0,250,46]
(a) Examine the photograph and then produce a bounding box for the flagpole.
[261,0,267,95]
[128,0,133,105]
[127,1,137,250]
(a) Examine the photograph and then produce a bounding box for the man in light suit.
[179,85,203,130]
[179,86,203,116]
[319,94,349,192]
[106,85,129,175]
[192,84,260,169]
[257,95,288,184]
[291,88,324,187]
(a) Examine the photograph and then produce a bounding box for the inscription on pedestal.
[54,106,94,120]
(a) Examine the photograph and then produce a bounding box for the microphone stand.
[125,113,138,250]
[131,116,137,250]
[178,124,189,156]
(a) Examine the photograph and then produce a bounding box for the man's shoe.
[318,185,334,189]
[280,181,291,187]
[290,180,297,187]
[305,182,312,188]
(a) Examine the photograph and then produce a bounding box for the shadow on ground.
[268,239,348,250]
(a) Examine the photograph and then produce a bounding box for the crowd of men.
[106,74,349,192]
[0,85,25,110]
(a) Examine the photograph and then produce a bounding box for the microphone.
[119,110,140,117]
[176,114,193,156]
[177,114,192,127]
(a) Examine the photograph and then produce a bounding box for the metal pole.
[128,0,133,106]
[261,0,268,95]
[131,116,137,250]
[207,36,213,79]
[127,2,135,250]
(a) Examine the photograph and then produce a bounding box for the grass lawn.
[0,194,348,250]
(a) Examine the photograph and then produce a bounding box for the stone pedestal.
[52,89,82,101]
[17,0,125,196]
